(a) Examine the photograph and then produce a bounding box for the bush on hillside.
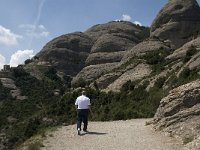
[121,80,135,92]
[24,59,32,65]
[154,77,166,88]
[141,48,170,65]
[72,78,88,88]
[183,45,198,63]
[13,67,29,78]
[45,66,61,81]
[141,48,171,74]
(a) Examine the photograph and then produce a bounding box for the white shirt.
[75,95,91,109]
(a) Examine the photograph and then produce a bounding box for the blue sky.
[0,0,200,69]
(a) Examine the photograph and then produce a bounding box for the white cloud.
[19,24,49,38]
[122,14,132,21]
[38,25,45,30]
[10,50,34,67]
[0,54,6,69]
[40,31,49,37]
[134,21,142,26]
[0,25,22,45]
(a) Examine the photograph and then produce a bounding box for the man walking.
[75,91,91,135]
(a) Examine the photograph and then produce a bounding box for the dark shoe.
[83,129,88,132]
[77,128,81,135]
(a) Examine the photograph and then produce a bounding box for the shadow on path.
[80,131,107,136]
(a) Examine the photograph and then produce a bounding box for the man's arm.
[88,105,92,113]
[75,98,78,110]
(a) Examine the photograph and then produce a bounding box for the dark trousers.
[77,109,89,130]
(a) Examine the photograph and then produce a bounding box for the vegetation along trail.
[41,119,185,150]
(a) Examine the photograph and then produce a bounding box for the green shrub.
[166,68,200,89]
[28,141,43,150]
[63,75,72,88]
[24,59,32,65]
[178,68,200,86]
[44,66,61,81]
[179,68,190,79]
[183,135,194,144]
[142,48,170,65]
[154,77,166,88]
[183,46,197,63]
[141,49,171,74]
[24,118,41,138]
[167,74,178,88]
[121,80,135,92]
[13,67,30,78]
[72,78,87,88]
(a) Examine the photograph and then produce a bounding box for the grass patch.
[28,141,44,150]
[183,135,194,144]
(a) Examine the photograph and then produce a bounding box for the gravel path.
[42,119,186,150]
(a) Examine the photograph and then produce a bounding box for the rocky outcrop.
[91,72,123,90]
[85,21,148,42]
[31,0,200,92]
[167,37,200,60]
[72,21,149,83]
[105,63,152,92]
[151,0,200,49]
[86,51,125,66]
[0,78,16,89]
[176,51,200,77]
[166,37,200,77]
[188,51,200,70]
[90,34,136,53]
[35,21,149,81]
[36,32,93,75]
[153,80,200,150]
[0,78,27,100]
[86,21,149,65]
[122,39,170,63]
[72,62,119,84]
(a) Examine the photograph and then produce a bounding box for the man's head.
[81,90,86,95]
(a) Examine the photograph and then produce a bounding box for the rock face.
[72,62,119,84]
[122,39,171,63]
[32,0,200,92]
[167,36,200,61]
[151,0,200,49]
[35,21,149,78]
[85,51,125,66]
[85,21,147,42]
[0,78,16,89]
[0,78,28,100]
[165,37,200,78]
[85,21,149,65]
[36,32,93,75]
[153,80,200,150]
[104,63,152,92]
[90,34,135,53]
[71,21,149,84]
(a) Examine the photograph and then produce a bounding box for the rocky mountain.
[151,0,200,49]
[36,32,93,75]
[153,80,200,150]
[1,0,200,149]
[35,0,200,92]
[35,21,149,77]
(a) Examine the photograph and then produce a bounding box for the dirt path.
[41,119,186,150]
